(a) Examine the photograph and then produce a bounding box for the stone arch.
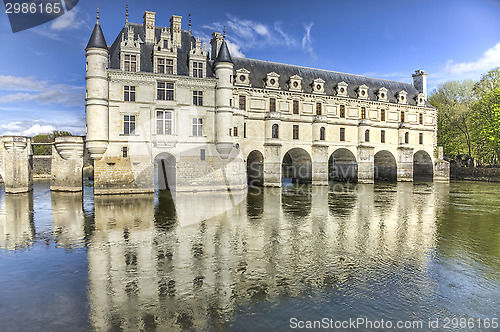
[329,148,358,182]
[247,150,264,186]
[154,152,176,190]
[282,147,312,183]
[413,150,433,180]
[374,150,397,181]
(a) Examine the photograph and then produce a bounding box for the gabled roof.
[232,57,432,107]
[215,40,233,64]
[86,21,108,50]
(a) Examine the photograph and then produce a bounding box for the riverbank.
[451,166,500,182]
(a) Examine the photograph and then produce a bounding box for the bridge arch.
[154,152,176,191]
[413,150,433,180]
[374,150,397,181]
[329,148,358,182]
[282,147,312,183]
[247,150,264,186]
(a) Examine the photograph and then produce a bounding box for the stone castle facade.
[84,10,449,195]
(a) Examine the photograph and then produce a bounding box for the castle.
[84,10,449,195]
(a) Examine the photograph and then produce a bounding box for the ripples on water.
[0,180,499,331]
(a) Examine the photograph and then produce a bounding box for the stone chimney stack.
[412,70,428,97]
[210,32,224,60]
[170,15,182,47]
[143,11,156,44]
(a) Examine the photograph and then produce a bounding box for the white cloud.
[0,119,84,137]
[302,23,315,58]
[199,15,314,58]
[31,8,90,40]
[0,75,84,107]
[430,42,500,87]
[21,124,57,137]
[50,9,86,30]
[225,39,245,58]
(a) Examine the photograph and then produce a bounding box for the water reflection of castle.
[85,183,447,331]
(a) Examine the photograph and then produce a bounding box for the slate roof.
[108,23,214,77]
[215,40,233,64]
[231,57,431,107]
[86,21,108,50]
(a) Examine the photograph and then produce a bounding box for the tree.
[429,80,476,158]
[473,67,500,97]
[32,130,72,155]
[470,88,500,164]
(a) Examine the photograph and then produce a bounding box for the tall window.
[381,130,386,143]
[244,123,247,138]
[239,95,246,110]
[361,107,366,119]
[365,129,370,142]
[192,118,203,136]
[316,103,322,115]
[193,91,203,106]
[419,113,423,125]
[320,127,326,141]
[122,147,128,158]
[124,86,135,102]
[124,115,135,135]
[156,110,172,135]
[381,109,386,121]
[270,98,276,112]
[233,126,238,137]
[157,82,174,100]
[157,58,173,74]
[401,111,405,122]
[340,105,346,118]
[293,100,299,114]
[405,132,409,144]
[192,62,203,78]
[124,54,137,72]
[340,128,345,141]
[293,125,299,139]
[272,124,279,138]
[419,132,423,144]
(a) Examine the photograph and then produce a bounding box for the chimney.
[210,32,224,60]
[143,11,156,44]
[412,70,428,97]
[170,15,182,47]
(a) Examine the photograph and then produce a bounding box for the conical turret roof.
[86,21,108,50]
[215,39,233,64]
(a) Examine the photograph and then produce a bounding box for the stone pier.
[0,136,33,193]
[434,147,450,182]
[51,136,85,192]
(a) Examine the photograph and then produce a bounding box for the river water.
[0,180,499,331]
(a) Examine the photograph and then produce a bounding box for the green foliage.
[470,88,500,164]
[473,67,500,97]
[32,130,72,155]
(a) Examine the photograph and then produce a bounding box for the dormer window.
[377,87,388,102]
[397,90,408,104]
[192,61,204,78]
[337,82,348,97]
[157,58,174,74]
[289,75,302,91]
[235,68,250,86]
[124,54,137,72]
[312,78,325,94]
[416,93,426,106]
[266,72,280,89]
[357,84,368,99]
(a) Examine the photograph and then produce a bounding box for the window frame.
[192,61,203,78]
[124,54,137,72]
[269,98,276,112]
[124,86,136,102]
[272,124,279,139]
[340,105,346,118]
[381,130,385,143]
[381,109,386,122]
[419,132,423,144]
[340,127,345,142]
[157,82,175,101]
[192,118,203,136]
[239,95,246,110]
[123,115,136,135]
[156,110,173,135]
[361,107,366,119]
[316,102,322,116]
[293,124,299,140]
[193,90,203,106]
[320,127,326,141]
[293,100,299,115]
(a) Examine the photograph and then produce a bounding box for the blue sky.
[1,0,500,136]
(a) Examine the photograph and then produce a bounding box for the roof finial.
[188,13,191,32]
[223,25,226,38]
[125,4,129,23]
[96,7,100,21]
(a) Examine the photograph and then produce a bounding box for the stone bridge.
[0,136,84,194]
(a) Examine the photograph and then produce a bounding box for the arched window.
[320,127,326,140]
[365,129,370,142]
[272,124,279,138]
[405,132,409,144]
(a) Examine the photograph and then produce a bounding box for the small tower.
[85,9,109,161]
[214,39,234,159]
[412,70,428,98]
[210,32,224,60]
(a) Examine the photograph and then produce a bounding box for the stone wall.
[451,166,500,182]
[33,155,52,177]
